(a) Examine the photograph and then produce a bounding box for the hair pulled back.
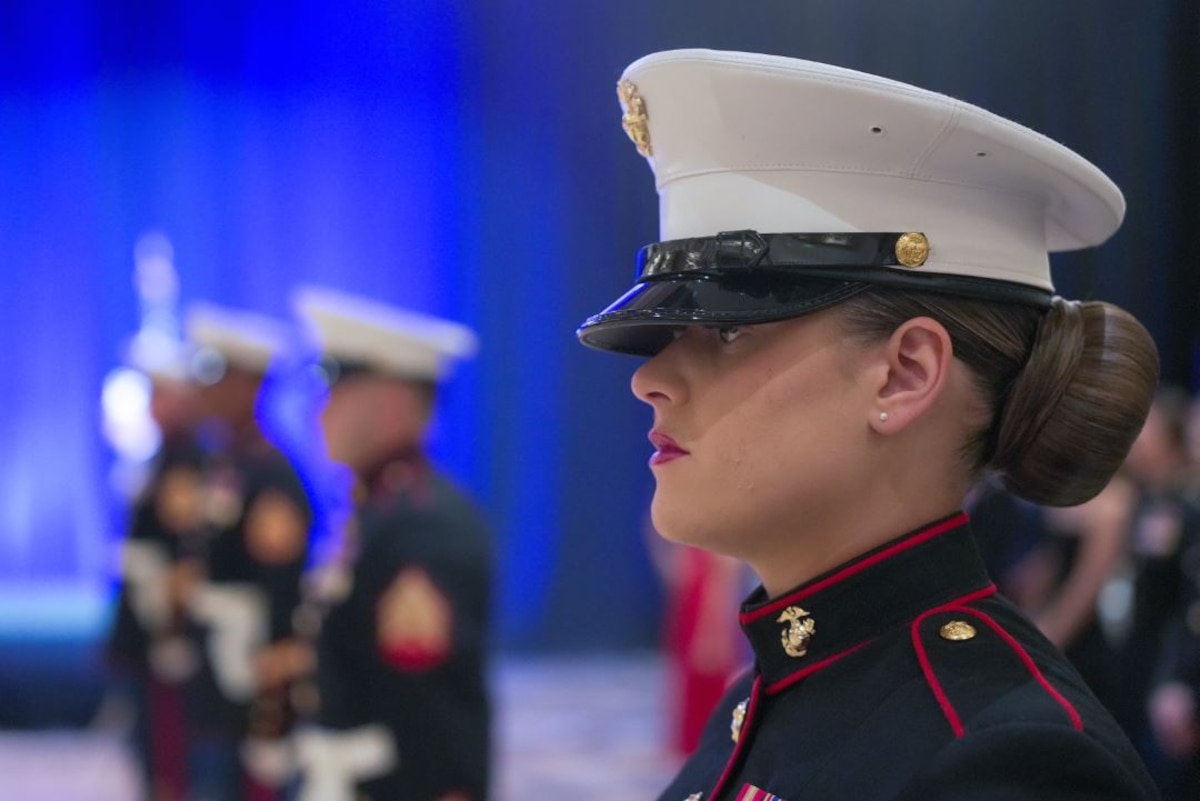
[837,290,1160,507]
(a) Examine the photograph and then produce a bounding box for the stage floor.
[0,652,681,801]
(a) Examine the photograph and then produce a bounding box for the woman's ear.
[870,316,953,434]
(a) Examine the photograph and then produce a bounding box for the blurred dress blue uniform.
[181,303,314,801]
[107,433,208,801]
[105,335,207,801]
[1149,510,1200,800]
[1115,393,1200,800]
[289,287,493,801]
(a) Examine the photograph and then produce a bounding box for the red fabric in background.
[666,547,742,755]
[147,678,188,801]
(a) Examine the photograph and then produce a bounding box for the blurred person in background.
[1000,388,1200,798]
[183,303,314,801]
[963,475,1049,602]
[288,287,493,801]
[1183,392,1200,492]
[1012,475,1136,702]
[1120,387,1200,800]
[105,336,207,801]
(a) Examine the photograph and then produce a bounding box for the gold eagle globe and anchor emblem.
[617,80,652,157]
[778,606,816,658]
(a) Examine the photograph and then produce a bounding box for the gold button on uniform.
[939,620,977,641]
[730,698,749,743]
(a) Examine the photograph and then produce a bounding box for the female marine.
[579,50,1161,801]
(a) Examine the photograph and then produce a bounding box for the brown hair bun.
[990,298,1159,506]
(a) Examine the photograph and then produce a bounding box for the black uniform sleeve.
[897,723,1160,801]
[360,500,491,673]
[334,477,492,801]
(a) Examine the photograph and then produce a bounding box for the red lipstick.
[649,431,689,466]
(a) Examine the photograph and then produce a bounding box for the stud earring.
[878,412,889,422]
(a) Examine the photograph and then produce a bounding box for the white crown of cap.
[183,301,291,372]
[291,285,478,382]
[124,329,193,382]
[619,49,1126,291]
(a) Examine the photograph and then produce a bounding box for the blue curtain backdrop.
[0,1,1197,663]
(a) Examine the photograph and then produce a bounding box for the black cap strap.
[637,230,1053,308]
[638,230,915,276]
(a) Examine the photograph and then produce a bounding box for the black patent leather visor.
[577,230,1051,356]
[578,274,868,355]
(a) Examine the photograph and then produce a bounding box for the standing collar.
[739,512,994,694]
[356,447,432,507]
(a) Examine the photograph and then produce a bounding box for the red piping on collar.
[742,512,970,624]
[765,639,875,695]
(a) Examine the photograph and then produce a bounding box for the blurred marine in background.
[289,287,493,801]
[181,303,314,801]
[105,334,206,801]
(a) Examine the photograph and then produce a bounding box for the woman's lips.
[649,431,690,466]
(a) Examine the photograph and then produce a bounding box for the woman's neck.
[749,496,965,598]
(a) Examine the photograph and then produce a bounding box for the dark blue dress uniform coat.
[309,457,493,801]
[658,513,1159,801]
[188,436,313,738]
[107,435,209,675]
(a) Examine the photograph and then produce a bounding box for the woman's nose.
[631,340,687,408]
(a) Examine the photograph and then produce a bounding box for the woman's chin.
[651,504,734,553]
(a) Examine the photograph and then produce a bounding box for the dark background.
[0,2,1196,723]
